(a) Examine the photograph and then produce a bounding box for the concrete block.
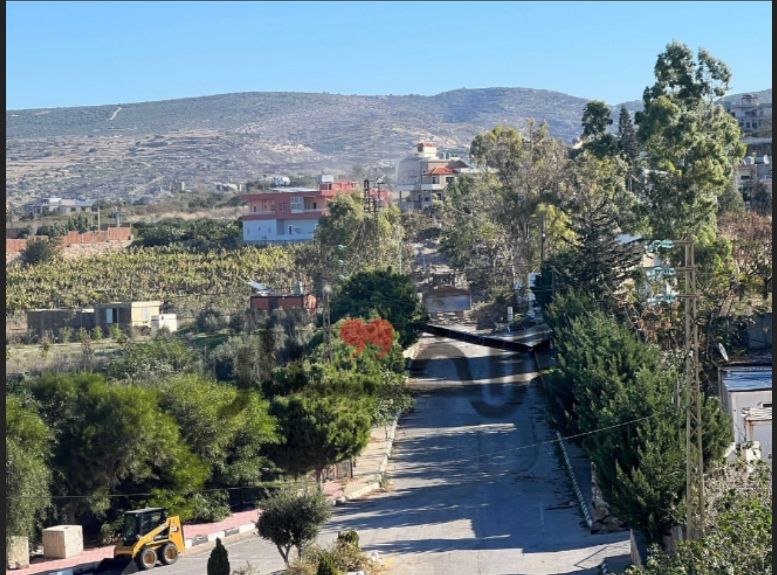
[6,535,29,569]
[42,525,83,559]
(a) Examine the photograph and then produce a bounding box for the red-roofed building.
[395,142,477,212]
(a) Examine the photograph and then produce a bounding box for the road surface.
[159,334,629,575]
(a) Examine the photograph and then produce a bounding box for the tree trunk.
[315,467,324,491]
[277,544,290,566]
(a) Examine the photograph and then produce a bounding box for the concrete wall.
[6,227,132,254]
[26,309,95,336]
[746,417,772,461]
[725,389,772,443]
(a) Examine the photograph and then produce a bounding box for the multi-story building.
[240,175,388,244]
[722,93,772,136]
[241,186,326,244]
[734,154,772,207]
[395,142,476,212]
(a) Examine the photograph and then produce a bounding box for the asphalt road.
[158,334,629,575]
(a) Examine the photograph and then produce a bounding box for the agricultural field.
[5,244,303,320]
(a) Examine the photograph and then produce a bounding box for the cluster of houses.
[722,93,773,206]
[239,141,476,245]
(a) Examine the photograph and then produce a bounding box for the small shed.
[250,293,317,315]
[93,301,162,331]
[719,364,772,461]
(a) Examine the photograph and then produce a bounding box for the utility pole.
[645,238,704,540]
[323,284,332,363]
[395,225,403,274]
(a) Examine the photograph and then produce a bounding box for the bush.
[21,238,59,266]
[197,307,229,334]
[59,326,73,344]
[98,517,124,545]
[316,554,342,575]
[110,324,127,343]
[104,334,200,382]
[188,490,231,523]
[337,530,359,548]
[92,326,104,341]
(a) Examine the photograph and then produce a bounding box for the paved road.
[159,334,628,575]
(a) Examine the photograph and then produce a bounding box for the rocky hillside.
[6,87,770,203]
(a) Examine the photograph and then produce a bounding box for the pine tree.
[617,106,639,164]
[207,538,230,575]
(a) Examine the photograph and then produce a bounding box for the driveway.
[159,334,628,575]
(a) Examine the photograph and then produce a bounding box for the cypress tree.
[207,538,230,575]
[617,106,639,163]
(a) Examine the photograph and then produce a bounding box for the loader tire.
[136,546,157,570]
[159,543,179,565]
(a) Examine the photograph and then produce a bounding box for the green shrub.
[336,530,359,548]
[59,327,73,344]
[98,517,124,545]
[196,307,229,334]
[316,554,342,575]
[189,490,231,523]
[110,324,127,343]
[21,238,59,266]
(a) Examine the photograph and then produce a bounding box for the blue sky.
[6,1,772,110]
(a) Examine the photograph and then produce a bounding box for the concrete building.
[240,186,328,244]
[93,301,163,332]
[26,308,95,337]
[395,142,476,212]
[240,175,386,245]
[23,197,97,217]
[250,292,318,315]
[722,93,772,136]
[734,154,772,207]
[719,364,772,461]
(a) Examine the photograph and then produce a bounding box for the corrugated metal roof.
[721,365,772,392]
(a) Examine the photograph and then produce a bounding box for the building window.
[290,197,303,212]
[446,177,455,185]
[432,176,439,184]
[252,206,256,212]
[288,225,293,235]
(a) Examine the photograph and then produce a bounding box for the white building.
[395,142,476,212]
[719,364,772,461]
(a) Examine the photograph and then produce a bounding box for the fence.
[6,226,133,253]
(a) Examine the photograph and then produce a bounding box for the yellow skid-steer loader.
[95,508,184,573]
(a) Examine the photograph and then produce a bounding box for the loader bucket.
[93,556,140,574]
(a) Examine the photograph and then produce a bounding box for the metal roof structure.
[721,365,773,393]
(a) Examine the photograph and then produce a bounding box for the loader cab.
[122,508,168,546]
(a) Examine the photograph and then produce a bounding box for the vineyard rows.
[6,245,303,317]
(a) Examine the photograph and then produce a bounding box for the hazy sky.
[6,1,772,110]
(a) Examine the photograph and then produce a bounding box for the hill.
[6,87,770,203]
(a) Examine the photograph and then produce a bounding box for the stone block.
[6,535,30,569]
[42,525,83,559]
